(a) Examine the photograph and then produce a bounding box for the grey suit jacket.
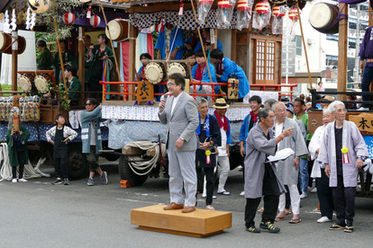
[158,92,199,152]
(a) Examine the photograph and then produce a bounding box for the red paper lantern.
[237,0,251,11]
[288,7,299,21]
[63,11,76,25]
[255,0,271,15]
[272,5,285,17]
[199,0,214,4]
[218,0,233,8]
[89,14,101,28]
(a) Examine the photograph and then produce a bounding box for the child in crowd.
[46,114,77,185]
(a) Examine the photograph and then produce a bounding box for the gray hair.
[272,101,285,112]
[328,100,345,113]
[264,99,277,108]
[258,107,273,122]
[322,108,331,115]
[197,98,208,106]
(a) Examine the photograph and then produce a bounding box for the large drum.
[144,62,166,84]
[309,3,346,34]
[34,73,52,93]
[18,74,34,93]
[167,62,190,79]
[105,19,129,42]
[0,32,26,54]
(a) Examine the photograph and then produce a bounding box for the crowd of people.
[158,73,369,234]
[36,34,114,105]
[35,26,250,106]
[26,27,371,234]
[5,71,370,234]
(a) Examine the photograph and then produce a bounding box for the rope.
[0,143,49,180]
[123,141,167,176]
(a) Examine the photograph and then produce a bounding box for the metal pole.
[296,2,313,89]
[354,4,361,87]
[11,31,18,92]
[285,27,289,85]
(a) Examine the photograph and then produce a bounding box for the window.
[294,36,302,56]
[254,40,276,83]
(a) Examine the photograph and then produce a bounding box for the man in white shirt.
[158,73,199,213]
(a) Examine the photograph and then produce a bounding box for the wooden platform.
[131,204,232,238]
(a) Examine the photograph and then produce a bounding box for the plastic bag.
[197,0,214,25]
[236,0,254,31]
[217,0,237,29]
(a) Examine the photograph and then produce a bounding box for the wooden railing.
[100,81,298,102]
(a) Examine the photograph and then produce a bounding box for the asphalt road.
[1,163,373,248]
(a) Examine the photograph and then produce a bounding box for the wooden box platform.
[131,204,232,238]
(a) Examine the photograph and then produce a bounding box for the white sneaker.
[317,216,332,223]
[201,193,217,199]
[18,178,28,183]
[12,179,17,183]
[311,187,317,193]
[300,192,308,199]
[240,191,245,196]
[358,107,370,111]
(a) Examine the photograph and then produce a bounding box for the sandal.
[289,218,302,224]
[206,205,215,211]
[285,209,292,215]
[258,207,264,213]
[275,216,287,221]
[246,226,261,233]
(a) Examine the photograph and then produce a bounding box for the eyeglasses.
[167,82,176,87]
[85,103,93,106]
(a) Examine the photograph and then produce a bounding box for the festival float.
[4,0,370,193]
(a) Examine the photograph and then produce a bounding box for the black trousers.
[285,185,291,210]
[242,156,245,184]
[316,168,334,219]
[54,156,69,179]
[12,150,25,179]
[245,163,280,228]
[332,175,356,225]
[197,167,214,205]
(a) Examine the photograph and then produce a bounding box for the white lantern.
[63,11,76,25]
[89,14,101,28]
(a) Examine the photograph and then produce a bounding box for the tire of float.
[68,144,88,180]
[118,155,148,186]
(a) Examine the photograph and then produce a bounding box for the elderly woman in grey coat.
[318,101,368,233]
[244,108,293,234]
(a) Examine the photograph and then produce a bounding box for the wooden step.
[131,204,232,238]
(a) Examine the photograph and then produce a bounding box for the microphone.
[159,93,168,111]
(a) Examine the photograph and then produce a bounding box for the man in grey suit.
[158,73,199,213]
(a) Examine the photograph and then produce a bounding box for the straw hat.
[322,95,334,101]
[213,98,230,109]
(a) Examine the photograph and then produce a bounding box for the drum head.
[34,75,50,93]
[145,62,164,84]
[309,3,334,29]
[18,75,32,93]
[0,33,5,50]
[106,20,123,41]
[167,63,187,78]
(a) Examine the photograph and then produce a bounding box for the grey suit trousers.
[168,146,197,207]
